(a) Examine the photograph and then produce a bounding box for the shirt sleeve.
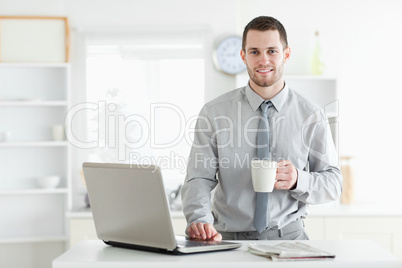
[181,105,219,232]
[290,109,343,204]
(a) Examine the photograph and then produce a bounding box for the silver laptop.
[82,162,241,254]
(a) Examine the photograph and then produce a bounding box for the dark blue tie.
[254,101,272,233]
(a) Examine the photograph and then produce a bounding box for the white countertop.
[67,204,402,219]
[53,240,402,268]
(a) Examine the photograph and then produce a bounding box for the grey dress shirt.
[181,83,342,232]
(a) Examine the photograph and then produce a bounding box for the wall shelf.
[284,74,337,80]
[0,141,68,147]
[0,235,68,244]
[0,62,71,268]
[0,101,68,106]
[0,188,68,195]
[0,62,69,68]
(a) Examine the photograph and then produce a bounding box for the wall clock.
[213,35,246,75]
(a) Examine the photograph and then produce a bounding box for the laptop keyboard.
[177,239,218,247]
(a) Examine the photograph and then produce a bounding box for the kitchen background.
[1,0,402,267]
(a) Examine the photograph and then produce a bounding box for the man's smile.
[256,68,274,74]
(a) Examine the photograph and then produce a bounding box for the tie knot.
[260,101,272,114]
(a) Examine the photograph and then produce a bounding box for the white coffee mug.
[0,131,12,142]
[37,175,61,189]
[251,159,277,192]
[52,125,65,141]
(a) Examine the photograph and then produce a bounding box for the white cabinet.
[303,216,325,240]
[304,211,402,259]
[324,216,402,259]
[69,218,97,248]
[172,216,187,236]
[0,63,71,268]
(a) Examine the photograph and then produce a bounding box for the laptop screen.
[83,162,177,251]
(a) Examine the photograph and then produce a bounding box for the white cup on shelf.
[51,125,65,141]
[0,131,12,142]
[37,175,61,189]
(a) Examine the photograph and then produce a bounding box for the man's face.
[241,30,290,90]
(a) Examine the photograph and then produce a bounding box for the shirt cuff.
[291,168,309,194]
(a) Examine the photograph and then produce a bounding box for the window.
[83,30,206,187]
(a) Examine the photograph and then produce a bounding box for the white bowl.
[37,176,61,189]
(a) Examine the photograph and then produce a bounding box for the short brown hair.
[242,16,288,51]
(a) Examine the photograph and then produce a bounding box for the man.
[181,16,342,241]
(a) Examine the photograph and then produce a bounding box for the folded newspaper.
[248,242,336,261]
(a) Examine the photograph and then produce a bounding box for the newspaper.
[248,242,336,261]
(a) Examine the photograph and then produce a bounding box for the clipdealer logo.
[64,100,339,165]
[64,101,200,160]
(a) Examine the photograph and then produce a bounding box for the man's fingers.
[188,223,222,241]
[196,222,207,239]
[277,159,291,167]
[277,162,292,173]
[204,223,222,241]
[188,223,200,238]
[211,231,222,241]
[204,223,215,239]
[209,225,222,241]
[275,179,291,189]
[274,160,297,190]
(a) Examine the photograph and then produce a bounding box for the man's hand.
[275,160,298,190]
[187,222,222,241]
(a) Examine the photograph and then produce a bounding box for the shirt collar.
[245,82,289,113]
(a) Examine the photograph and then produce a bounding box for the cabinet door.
[69,219,97,248]
[325,216,402,259]
[172,217,187,236]
[304,217,325,240]
[0,242,65,268]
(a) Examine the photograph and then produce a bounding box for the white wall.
[1,0,401,206]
